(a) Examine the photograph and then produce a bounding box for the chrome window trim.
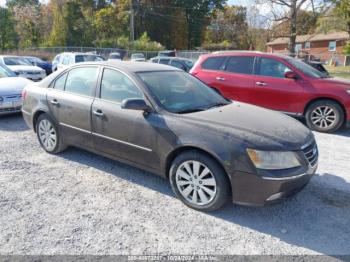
[59,122,91,134]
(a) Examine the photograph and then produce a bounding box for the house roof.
[267,31,350,46]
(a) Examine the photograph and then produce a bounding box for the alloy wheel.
[38,119,57,152]
[175,160,217,206]
[310,106,336,129]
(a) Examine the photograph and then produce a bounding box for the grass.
[324,65,350,79]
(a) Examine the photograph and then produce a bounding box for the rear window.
[201,57,226,70]
[224,56,254,75]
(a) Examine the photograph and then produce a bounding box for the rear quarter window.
[201,56,226,70]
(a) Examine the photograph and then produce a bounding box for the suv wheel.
[305,100,344,133]
[36,114,67,154]
[169,151,230,211]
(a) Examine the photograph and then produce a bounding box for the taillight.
[21,89,27,101]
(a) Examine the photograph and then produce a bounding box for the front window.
[0,65,16,78]
[286,57,329,78]
[100,68,143,103]
[329,41,336,51]
[3,57,31,66]
[304,42,311,49]
[295,44,303,53]
[259,58,292,78]
[137,71,230,114]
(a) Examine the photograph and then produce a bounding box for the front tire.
[36,114,67,154]
[305,100,344,133]
[169,151,231,211]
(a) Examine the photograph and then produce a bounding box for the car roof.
[203,51,291,60]
[70,61,181,73]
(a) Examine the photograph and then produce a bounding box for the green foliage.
[132,32,164,51]
[334,0,350,34]
[0,7,17,50]
[344,42,350,55]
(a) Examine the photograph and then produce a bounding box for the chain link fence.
[3,47,210,62]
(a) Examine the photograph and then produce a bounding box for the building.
[266,31,350,65]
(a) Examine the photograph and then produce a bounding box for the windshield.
[286,57,329,78]
[183,60,194,68]
[75,55,105,63]
[109,54,121,59]
[3,57,31,66]
[132,54,144,58]
[0,65,16,78]
[138,71,230,114]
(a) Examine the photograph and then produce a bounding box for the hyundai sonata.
[22,62,318,211]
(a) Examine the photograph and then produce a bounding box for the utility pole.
[130,0,135,42]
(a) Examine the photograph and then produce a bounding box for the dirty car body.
[22,62,318,210]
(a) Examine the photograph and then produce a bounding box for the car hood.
[7,65,44,72]
[0,77,33,95]
[318,77,350,89]
[179,102,313,150]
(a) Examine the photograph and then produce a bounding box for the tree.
[0,7,17,50]
[333,0,350,35]
[12,4,42,47]
[258,0,318,55]
[173,0,226,49]
[205,5,249,49]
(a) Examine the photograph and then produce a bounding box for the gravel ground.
[0,114,349,256]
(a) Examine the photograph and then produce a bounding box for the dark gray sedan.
[22,62,318,211]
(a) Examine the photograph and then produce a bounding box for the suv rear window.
[225,56,254,75]
[201,57,226,70]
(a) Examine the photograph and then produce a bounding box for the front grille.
[302,140,318,168]
[0,106,21,112]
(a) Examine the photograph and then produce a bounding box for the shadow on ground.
[60,147,350,255]
[0,114,29,132]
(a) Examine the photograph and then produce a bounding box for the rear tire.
[169,151,231,211]
[305,100,344,133]
[36,113,67,154]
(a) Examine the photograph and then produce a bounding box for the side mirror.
[121,98,151,112]
[284,71,298,79]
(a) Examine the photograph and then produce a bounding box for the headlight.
[346,90,350,95]
[247,149,301,170]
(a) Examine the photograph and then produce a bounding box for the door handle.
[256,81,267,86]
[93,109,104,117]
[50,99,59,106]
[216,77,226,81]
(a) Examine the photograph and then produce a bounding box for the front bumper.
[231,169,315,206]
[0,100,22,115]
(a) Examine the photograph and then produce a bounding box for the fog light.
[266,192,284,201]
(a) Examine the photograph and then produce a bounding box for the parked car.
[158,50,176,57]
[54,52,106,71]
[150,56,194,72]
[108,52,122,61]
[190,51,350,133]
[130,53,146,62]
[22,62,318,211]
[51,54,62,72]
[0,55,46,81]
[304,60,329,76]
[24,56,52,75]
[0,64,32,115]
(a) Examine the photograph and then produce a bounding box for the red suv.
[190,51,350,133]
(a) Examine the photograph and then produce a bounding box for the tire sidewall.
[169,151,230,212]
[306,101,344,133]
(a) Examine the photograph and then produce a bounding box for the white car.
[108,52,122,61]
[0,65,32,115]
[130,53,146,62]
[55,52,106,71]
[0,56,46,81]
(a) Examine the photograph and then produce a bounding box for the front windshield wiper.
[204,102,230,110]
[176,108,206,114]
